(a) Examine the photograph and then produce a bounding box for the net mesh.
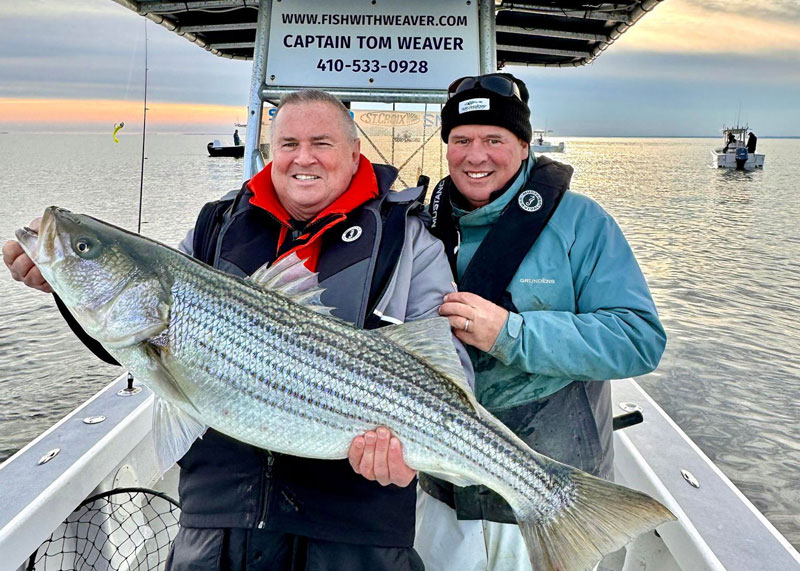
[27,487,180,571]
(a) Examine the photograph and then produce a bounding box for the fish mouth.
[15,224,40,260]
[15,206,62,263]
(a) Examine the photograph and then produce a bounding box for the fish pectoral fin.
[142,343,207,474]
[153,396,207,475]
[248,253,335,316]
[142,342,194,404]
[373,316,480,412]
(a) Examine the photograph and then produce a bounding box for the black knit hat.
[441,73,532,143]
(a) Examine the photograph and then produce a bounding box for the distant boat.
[207,139,244,158]
[711,124,765,170]
[530,129,565,153]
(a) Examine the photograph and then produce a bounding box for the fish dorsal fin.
[248,253,333,316]
[374,316,480,412]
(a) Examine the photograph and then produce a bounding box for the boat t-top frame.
[112,0,665,176]
[720,124,751,146]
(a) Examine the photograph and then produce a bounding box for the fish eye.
[73,236,101,259]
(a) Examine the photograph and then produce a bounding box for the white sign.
[266,0,480,90]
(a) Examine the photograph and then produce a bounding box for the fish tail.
[516,469,675,571]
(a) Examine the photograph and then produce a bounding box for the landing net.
[27,487,180,571]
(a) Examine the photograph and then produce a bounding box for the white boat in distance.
[711,124,765,170]
[530,129,566,153]
[1,1,799,570]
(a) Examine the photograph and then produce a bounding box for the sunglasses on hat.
[447,74,522,101]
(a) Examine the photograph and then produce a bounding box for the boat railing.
[612,379,800,571]
[0,374,179,571]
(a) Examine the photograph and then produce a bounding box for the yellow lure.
[113,122,125,143]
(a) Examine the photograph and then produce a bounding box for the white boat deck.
[613,380,800,570]
[531,141,566,153]
[1,375,798,570]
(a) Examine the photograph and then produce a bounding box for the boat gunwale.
[612,378,800,570]
[0,374,156,570]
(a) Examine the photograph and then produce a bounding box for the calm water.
[0,133,798,548]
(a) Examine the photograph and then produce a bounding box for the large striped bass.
[17,206,674,571]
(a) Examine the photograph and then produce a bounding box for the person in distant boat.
[747,132,758,153]
[723,131,736,153]
[233,128,241,146]
[3,89,473,571]
[400,72,665,570]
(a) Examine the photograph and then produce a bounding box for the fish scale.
[19,206,675,571]
[169,265,513,470]
[170,264,560,518]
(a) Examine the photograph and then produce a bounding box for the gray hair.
[271,89,358,141]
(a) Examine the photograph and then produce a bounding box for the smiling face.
[446,124,529,209]
[270,101,361,221]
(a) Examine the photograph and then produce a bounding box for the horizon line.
[1,132,798,139]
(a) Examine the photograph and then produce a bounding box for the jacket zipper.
[256,452,275,529]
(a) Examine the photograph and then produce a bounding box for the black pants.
[166,527,425,571]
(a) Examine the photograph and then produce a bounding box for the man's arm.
[443,212,666,381]
[372,216,475,384]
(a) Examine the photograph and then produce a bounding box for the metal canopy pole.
[478,0,497,74]
[244,0,271,180]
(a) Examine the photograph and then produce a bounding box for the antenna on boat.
[137,20,149,235]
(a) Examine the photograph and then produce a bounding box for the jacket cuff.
[488,311,523,364]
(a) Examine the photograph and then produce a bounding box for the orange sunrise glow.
[0,98,247,131]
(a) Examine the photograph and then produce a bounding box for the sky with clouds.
[1,0,798,136]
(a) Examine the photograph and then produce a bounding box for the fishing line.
[123,34,140,103]
[137,19,149,234]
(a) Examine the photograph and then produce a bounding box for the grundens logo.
[282,13,469,27]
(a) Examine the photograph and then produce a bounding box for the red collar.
[247,155,378,225]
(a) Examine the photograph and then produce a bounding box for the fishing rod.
[137,20,149,234]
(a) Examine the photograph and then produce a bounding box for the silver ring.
[464,318,470,332]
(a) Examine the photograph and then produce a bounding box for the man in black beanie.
[411,72,667,570]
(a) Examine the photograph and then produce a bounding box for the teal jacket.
[453,152,666,411]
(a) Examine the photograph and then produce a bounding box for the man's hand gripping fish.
[16,207,675,571]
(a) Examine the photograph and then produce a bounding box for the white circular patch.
[342,225,363,243]
[518,190,543,213]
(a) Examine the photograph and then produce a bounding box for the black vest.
[178,164,424,547]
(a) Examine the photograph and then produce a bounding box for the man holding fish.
[4,89,471,570]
